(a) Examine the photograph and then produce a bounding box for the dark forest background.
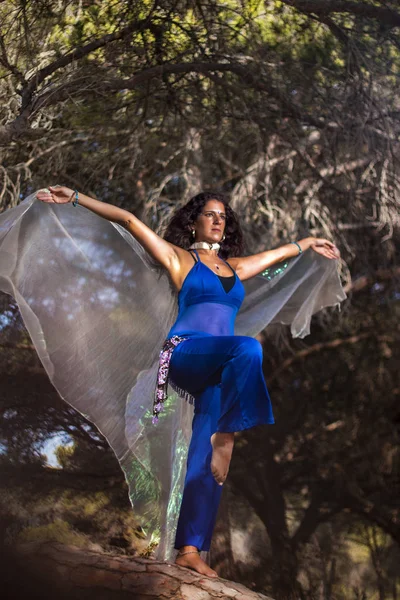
[0,1,399,599]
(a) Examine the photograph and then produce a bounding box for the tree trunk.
[269,540,303,600]
[210,486,236,580]
[3,541,275,600]
[257,441,302,600]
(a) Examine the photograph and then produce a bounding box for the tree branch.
[281,0,400,29]
[292,491,342,550]
[0,34,25,85]
[344,267,400,293]
[11,541,274,599]
[343,487,400,546]
[0,60,324,145]
[294,157,372,197]
[20,17,151,110]
[268,334,395,384]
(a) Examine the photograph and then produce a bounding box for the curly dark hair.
[163,191,245,258]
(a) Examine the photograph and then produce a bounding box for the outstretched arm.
[35,186,179,272]
[230,237,340,282]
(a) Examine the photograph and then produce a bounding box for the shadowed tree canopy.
[0,1,399,599]
[0,0,399,272]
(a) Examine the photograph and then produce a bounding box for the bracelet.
[291,241,302,255]
[72,190,79,207]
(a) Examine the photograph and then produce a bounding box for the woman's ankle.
[177,545,199,556]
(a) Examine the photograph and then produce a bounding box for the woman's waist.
[167,301,238,338]
[179,295,243,310]
[167,322,235,337]
[166,328,233,339]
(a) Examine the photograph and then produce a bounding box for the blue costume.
[165,249,274,551]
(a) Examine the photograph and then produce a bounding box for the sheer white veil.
[0,193,346,560]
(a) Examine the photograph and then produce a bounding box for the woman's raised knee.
[234,336,263,359]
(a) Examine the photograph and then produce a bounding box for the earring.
[191,230,195,237]
[221,234,226,241]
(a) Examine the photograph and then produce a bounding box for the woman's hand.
[36,186,75,204]
[308,237,340,260]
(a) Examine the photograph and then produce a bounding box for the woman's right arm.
[36,186,181,272]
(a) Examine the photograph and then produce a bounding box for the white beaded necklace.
[189,241,220,251]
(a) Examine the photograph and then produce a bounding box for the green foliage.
[54,443,75,469]
[18,519,88,547]
[0,472,146,554]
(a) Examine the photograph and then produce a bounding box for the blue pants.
[168,335,274,551]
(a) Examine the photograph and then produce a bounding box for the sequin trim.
[153,335,193,424]
[261,261,289,280]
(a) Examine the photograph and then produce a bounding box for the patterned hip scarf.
[153,335,194,424]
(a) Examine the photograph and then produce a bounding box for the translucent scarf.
[0,194,346,559]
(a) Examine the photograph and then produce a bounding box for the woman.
[32,186,341,578]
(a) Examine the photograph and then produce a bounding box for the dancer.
[31,186,340,578]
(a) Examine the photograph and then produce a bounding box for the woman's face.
[193,200,226,244]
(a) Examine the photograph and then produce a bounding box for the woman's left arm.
[230,237,340,281]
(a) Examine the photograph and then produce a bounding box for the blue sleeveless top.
[166,249,245,339]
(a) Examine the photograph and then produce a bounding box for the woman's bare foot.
[210,432,235,485]
[175,546,218,578]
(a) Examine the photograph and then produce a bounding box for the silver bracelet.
[291,241,302,254]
